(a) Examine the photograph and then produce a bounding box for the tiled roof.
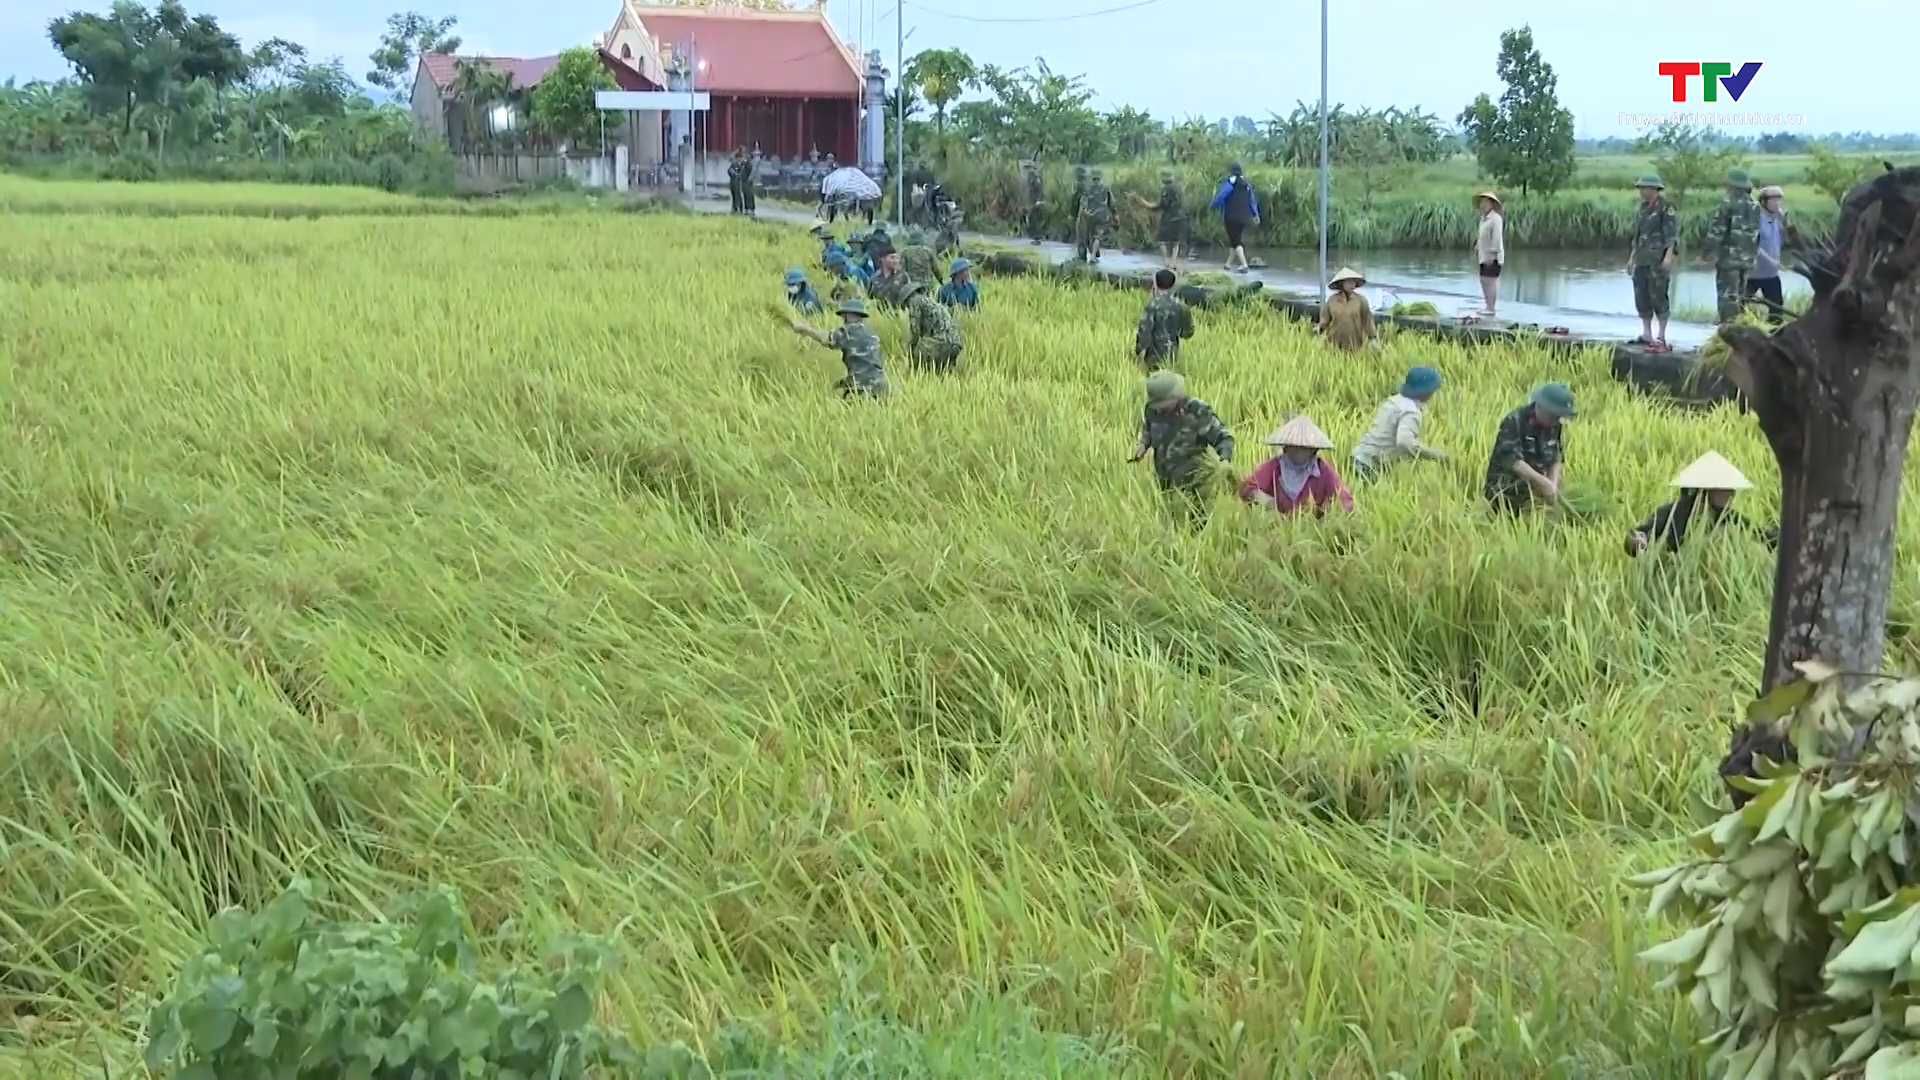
[418,53,561,91]
[597,48,661,90]
[629,5,862,97]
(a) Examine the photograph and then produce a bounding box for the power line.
[902,0,1170,24]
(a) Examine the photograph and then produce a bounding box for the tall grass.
[937,157,1847,251]
[7,185,1920,1077]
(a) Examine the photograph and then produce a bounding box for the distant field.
[9,178,1920,1078]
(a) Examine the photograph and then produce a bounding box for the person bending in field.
[787,297,888,398]
[1484,382,1575,514]
[1240,415,1353,517]
[1350,366,1448,481]
[1135,269,1196,370]
[812,224,849,268]
[1318,267,1378,350]
[1627,451,1778,557]
[784,268,823,315]
[898,233,940,288]
[937,257,978,309]
[867,250,913,310]
[823,251,869,301]
[1129,369,1234,525]
[900,280,963,371]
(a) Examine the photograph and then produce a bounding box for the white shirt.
[1476,211,1505,265]
[1352,394,1428,468]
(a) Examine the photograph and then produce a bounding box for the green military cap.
[836,297,870,317]
[1634,173,1665,190]
[1144,369,1185,403]
[900,279,927,299]
[1726,169,1752,189]
[1529,382,1577,418]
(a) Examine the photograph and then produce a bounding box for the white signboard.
[595,91,711,111]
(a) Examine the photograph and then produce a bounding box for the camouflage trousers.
[1715,265,1753,321]
[910,342,962,371]
[1024,204,1045,241]
[835,376,890,399]
[1075,213,1107,260]
[1631,265,1672,319]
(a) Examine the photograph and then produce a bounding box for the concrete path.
[699,198,1717,350]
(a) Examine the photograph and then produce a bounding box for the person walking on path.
[1134,268,1196,370]
[901,280,964,371]
[1699,169,1760,323]
[1484,382,1575,513]
[1627,174,1680,352]
[1133,170,1189,269]
[1473,191,1505,317]
[937,257,979,310]
[1318,268,1378,351]
[1210,162,1260,273]
[1351,366,1448,481]
[1240,416,1354,517]
[1022,160,1046,245]
[1072,168,1114,263]
[787,297,889,398]
[1129,369,1235,525]
[1746,185,1795,325]
[1626,451,1778,557]
[784,267,823,315]
[727,148,750,214]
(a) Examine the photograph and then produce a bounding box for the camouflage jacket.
[1141,398,1234,490]
[1078,181,1114,222]
[1631,196,1680,268]
[900,244,939,284]
[1151,182,1186,223]
[828,322,887,391]
[1483,404,1564,503]
[1135,293,1196,361]
[867,267,913,307]
[1067,179,1088,217]
[1025,169,1044,204]
[1705,195,1762,270]
[907,293,962,350]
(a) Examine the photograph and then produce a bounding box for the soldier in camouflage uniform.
[900,280,963,371]
[866,250,913,309]
[1627,173,1680,351]
[787,297,889,398]
[1700,169,1761,323]
[1022,160,1045,245]
[1132,170,1188,268]
[1129,369,1234,525]
[1066,166,1090,257]
[1135,268,1196,370]
[1483,382,1575,513]
[1073,168,1115,263]
[899,233,940,287]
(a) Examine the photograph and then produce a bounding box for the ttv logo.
[1658,62,1763,103]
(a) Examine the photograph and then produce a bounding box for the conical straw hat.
[1328,267,1366,287]
[1672,451,1752,490]
[1263,415,1333,449]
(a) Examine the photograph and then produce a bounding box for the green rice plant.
[11,186,1920,1079]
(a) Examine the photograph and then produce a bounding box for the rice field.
[6,178,1920,1078]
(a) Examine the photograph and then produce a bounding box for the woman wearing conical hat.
[1626,451,1779,557]
[1239,414,1354,517]
[1318,268,1378,351]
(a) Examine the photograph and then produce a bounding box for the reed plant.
[8,182,1920,1078]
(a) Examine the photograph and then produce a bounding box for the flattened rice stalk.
[1390,301,1443,318]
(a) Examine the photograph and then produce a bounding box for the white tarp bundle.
[821,167,881,201]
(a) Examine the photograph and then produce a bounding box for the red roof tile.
[629,6,861,98]
[419,53,561,92]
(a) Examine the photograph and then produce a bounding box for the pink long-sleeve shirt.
[1239,456,1354,517]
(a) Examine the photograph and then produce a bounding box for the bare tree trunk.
[1717,166,1920,803]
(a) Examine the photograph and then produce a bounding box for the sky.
[3,0,1913,137]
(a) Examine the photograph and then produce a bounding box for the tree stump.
[1717,165,1920,805]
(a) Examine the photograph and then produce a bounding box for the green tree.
[529,47,614,151]
[47,0,248,151]
[1633,121,1745,209]
[1103,104,1156,159]
[1802,142,1883,206]
[1456,25,1576,197]
[902,47,975,140]
[366,11,461,91]
[963,60,1102,162]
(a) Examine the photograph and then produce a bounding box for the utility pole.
[1316,0,1329,317]
[894,0,904,226]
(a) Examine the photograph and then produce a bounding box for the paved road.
[697,198,1716,350]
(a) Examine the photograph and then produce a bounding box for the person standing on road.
[1210,162,1260,273]
[1133,170,1189,269]
[1484,383,1575,514]
[1627,174,1679,352]
[1022,160,1046,245]
[1473,191,1505,317]
[1700,169,1759,323]
[1746,185,1794,325]
[727,148,751,214]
